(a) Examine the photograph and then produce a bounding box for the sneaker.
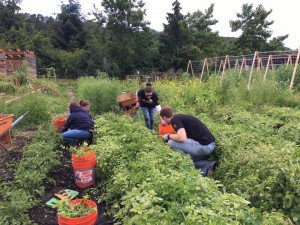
[205,161,218,177]
[199,170,206,176]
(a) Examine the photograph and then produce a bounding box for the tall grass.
[2,93,68,128]
[76,73,139,115]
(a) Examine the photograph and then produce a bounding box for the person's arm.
[60,116,72,133]
[168,128,187,142]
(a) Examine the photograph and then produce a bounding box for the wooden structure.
[187,47,300,90]
[117,92,138,115]
[0,49,36,76]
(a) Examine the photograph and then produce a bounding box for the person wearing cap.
[159,106,217,176]
[60,102,94,143]
[137,83,161,130]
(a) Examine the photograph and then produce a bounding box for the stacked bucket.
[71,150,96,188]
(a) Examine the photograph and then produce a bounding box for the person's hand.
[162,134,170,142]
[161,118,166,126]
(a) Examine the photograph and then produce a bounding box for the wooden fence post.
[186,60,194,78]
[248,51,258,89]
[200,58,209,82]
[222,55,230,77]
[239,58,246,78]
[289,47,300,90]
[264,55,273,80]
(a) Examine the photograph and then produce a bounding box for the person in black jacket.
[137,84,161,130]
[60,102,94,143]
[160,106,217,176]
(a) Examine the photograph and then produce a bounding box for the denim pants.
[61,130,92,142]
[168,139,215,174]
[140,107,157,130]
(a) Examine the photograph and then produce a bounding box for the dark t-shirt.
[137,89,159,108]
[171,114,215,145]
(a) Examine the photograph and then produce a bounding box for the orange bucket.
[72,151,96,188]
[52,116,66,133]
[158,124,175,136]
[57,199,98,225]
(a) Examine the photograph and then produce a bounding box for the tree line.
[0,0,289,78]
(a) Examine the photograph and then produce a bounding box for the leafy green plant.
[69,143,94,155]
[89,113,288,224]
[0,81,16,94]
[76,76,127,115]
[54,196,96,218]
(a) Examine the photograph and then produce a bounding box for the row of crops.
[1,68,299,224]
[76,71,300,224]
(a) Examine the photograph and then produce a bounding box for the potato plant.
[90,114,287,224]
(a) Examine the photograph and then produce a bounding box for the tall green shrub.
[76,75,124,115]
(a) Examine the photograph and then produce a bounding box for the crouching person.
[160,106,217,176]
[60,102,94,145]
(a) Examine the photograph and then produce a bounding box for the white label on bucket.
[74,169,94,184]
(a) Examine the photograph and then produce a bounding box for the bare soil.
[0,130,114,225]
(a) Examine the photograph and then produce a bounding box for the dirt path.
[1,87,114,224]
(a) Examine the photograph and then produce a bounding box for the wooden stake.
[200,58,209,82]
[239,58,246,78]
[234,59,240,69]
[186,60,195,78]
[218,60,224,75]
[289,47,300,90]
[287,55,292,65]
[264,55,272,80]
[222,55,230,77]
[248,51,258,89]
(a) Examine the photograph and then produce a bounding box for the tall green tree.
[101,0,157,77]
[0,0,22,33]
[53,0,86,51]
[159,0,189,71]
[229,3,288,54]
[185,4,223,60]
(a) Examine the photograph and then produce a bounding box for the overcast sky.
[20,0,299,49]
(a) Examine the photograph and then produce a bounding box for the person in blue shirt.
[60,102,94,143]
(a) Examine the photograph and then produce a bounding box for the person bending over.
[137,84,161,130]
[160,106,217,176]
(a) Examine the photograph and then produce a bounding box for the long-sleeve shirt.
[137,89,160,108]
[60,106,94,133]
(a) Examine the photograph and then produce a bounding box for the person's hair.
[69,102,78,110]
[145,82,152,87]
[79,99,90,107]
[144,86,153,93]
[160,106,173,118]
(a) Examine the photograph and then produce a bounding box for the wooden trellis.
[200,58,209,82]
[186,60,195,77]
[186,47,300,89]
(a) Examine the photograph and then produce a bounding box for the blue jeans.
[140,107,157,130]
[168,139,215,174]
[61,130,92,142]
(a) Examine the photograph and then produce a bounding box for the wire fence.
[187,48,300,89]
